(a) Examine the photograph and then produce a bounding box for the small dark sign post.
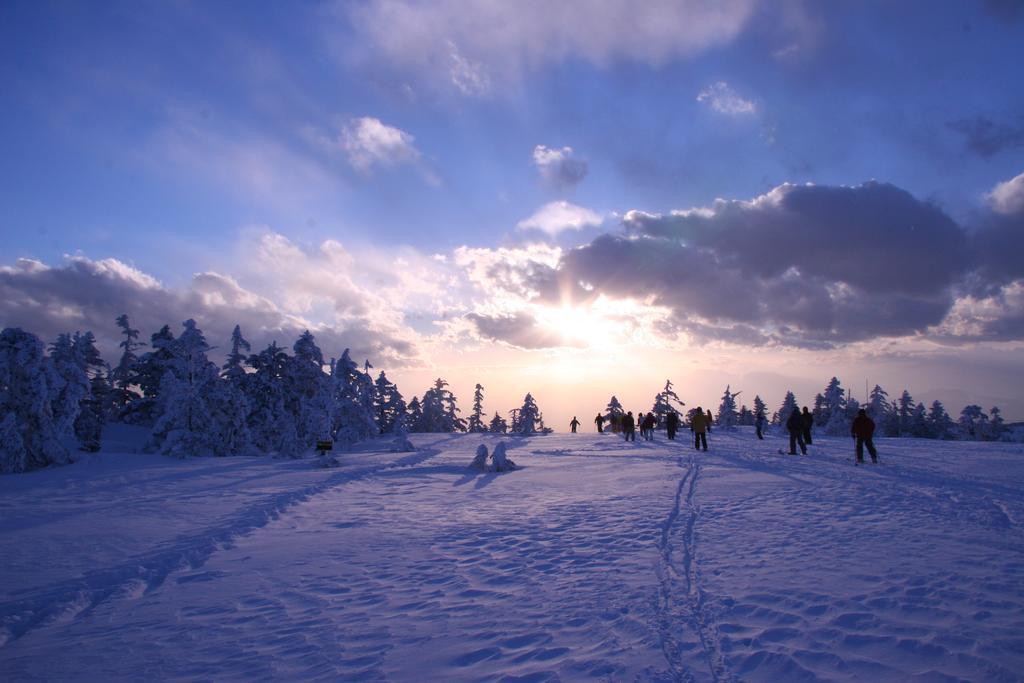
[316,440,333,455]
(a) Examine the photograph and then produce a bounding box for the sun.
[535,304,617,349]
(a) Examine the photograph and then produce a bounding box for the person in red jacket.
[851,408,879,464]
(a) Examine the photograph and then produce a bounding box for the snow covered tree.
[488,411,508,433]
[374,371,405,434]
[110,314,144,416]
[0,328,70,473]
[406,396,424,432]
[737,405,753,426]
[419,378,466,432]
[48,333,90,440]
[127,324,178,425]
[958,405,987,440]
[866,385,892,435]
[987,406,1005,441]
[246,341,298,456]
[776,391,798,427]
[604,395,625,423]
[909,402,928,438]
[896,390,916,437]
[515,393,542,434]
[716,385,741,430]
[812,393,828,427]
[467,383,487,433]
[651,380,684,427]
[222,324,251,384]
[820,377,849,436]
[753,395,767,425]
[148,320,221,457]
[508,408,521,432]
[925,400,952,439]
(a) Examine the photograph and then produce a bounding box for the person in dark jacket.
[642,412,656,440]
[705,408,713,433]
[594,413,605,433]
[666,411,679,440]
[786,409,807,455]
[801,406,814,446]
[570,416,580,433]
[851,408,878,464]
[691,407,709,452]
[755,412,765,440]
[623,411,636,442]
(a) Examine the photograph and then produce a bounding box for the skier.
[623,411,636,442]
[705,408,713,433]
[570,416,580,433]
[642,412,656,441]
[691,407,709,452]
[594,413,604,433]
[851,408,879,464]
[786,408,807,455]
[801,406,814,446]
[666,411,679,440]
[755,412,765,440]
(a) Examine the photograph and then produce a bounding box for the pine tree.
[374,371,405,434]
[737,405,753,426]
[48,333,90,440]
[467,383,487,433]
[488,411,508,434]
[812,393,828,427]
[716,385,741,430]
[866,385,892,435]
[0,328,70,473]
[910,402,928,438]
[222,324,251,384]
[988,406,1005,441]
[958,405,987,440]
[821,377,849,436]
[247,341,295,455]
[406,396,424,432]
[927,400,954,440]
[753,395,767,425]
[419,378,466,432]
[895,390,916,437]
[651,380,684,427]
[777,391,798,427]
[508,408,521,433]
[604,395,625,422]
[110,314,144,416]
[129,324,178,425]
[516,393,542,434]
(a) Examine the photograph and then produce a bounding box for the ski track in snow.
[2,430,1024,681]
[0,444,445,649]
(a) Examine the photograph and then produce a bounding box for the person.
[801,406,814,446]
[691,407,708,452]
[610,413,621,434]
[623,411,636,442]
[594,413,604,433]
[851,408,879,464]
[666,411,679,440]
[786,408,807,455]
[755,412,765,440]
[570,416,580,433]
[706,408,713,433]
[642,412,656,441]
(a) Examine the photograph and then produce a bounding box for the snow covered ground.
[2,426,1023,682]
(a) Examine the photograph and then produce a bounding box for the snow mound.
[470,444,490,471]
[491,442,516,472]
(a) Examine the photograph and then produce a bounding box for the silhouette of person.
[706,408,713,433]
[666,411,679,440]
[570,416,580,433]
[691,407,708,452]
[594,413,604,433]
[786,408,806,455]
[851,408,879,464]
[802,406,814,446]
[642,412,656,440]
[624,411,636,441]
[755,412,765,440]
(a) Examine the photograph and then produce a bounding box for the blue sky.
[2,1,1024,422]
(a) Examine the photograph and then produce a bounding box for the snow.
[2,426,1024,681]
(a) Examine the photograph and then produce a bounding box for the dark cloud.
[947,115,1024,158]
[520,180,1024,347]
[464,311,581,349]
[0,257,418,368]
[532,145,589,190]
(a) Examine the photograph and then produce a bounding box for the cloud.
[517,201,603,236]
[464,311,577,349]
[345,0,759,94]
[947,115,1024,158]
[532,145,589,189]
[340,116,421,172]
[696,81,757,116]
[988,170,1024,215]
[0,236,425,369]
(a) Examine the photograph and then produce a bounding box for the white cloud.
[532,145,588,189]
[345,0,759,95]
[988,170,1024,215]
[341,116,421,172]
[696,81,757,116]
[517,201,602,236]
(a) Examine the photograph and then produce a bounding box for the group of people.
[578,405,880,463]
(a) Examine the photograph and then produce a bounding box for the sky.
[2,0,1024,428]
